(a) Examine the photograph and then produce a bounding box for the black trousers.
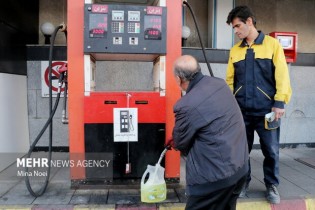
[185,175,246,210]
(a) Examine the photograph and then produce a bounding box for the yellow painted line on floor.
[160,200,272,210]
[74,205,115,210]
[73,207,89,210]
[305,197,315,210]
[0,206,32,210]
[159,203,185,210]
[236,200,271,210]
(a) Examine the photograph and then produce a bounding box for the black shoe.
[238,183,249,198]
[266,184,280,204]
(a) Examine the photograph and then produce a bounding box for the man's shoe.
[238,183,249,198]
[266,184,280,204]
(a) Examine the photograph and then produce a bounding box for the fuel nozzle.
[59,23,67,40]
[57,62,68,124]
[59,23,67,32]
[165,139,174,150]
[58,62,68,74]
[57,62,68,85]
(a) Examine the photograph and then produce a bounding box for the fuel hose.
[25,75,64,197]
[25,24,65,197]
[183,1,214,77]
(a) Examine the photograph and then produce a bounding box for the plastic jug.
[141,163,166,203]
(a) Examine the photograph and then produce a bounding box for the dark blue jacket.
[173,72,248,196]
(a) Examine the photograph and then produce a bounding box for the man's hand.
[165,138,174,150]
[272,107,285,121]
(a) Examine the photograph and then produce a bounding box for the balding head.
[173,55,201,82]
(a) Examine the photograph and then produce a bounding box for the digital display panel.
[128,11,140,21]
[84,4,166,54]
[112,10,124,21]
[89,14,108,38]
[144,15,162,40]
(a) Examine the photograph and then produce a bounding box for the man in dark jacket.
[171,55,249,210]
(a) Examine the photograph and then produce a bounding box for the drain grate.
[295,158,315,169]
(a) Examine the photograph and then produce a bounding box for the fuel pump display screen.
[84,4,167,55]
[89,14,108,38]
[112,10,124,21]
[144,15,162,40]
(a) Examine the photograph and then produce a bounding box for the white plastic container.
[141,163,166,203]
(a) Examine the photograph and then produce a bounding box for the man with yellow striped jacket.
[226,5,292,204]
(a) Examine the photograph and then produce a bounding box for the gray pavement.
[0,148,315,209]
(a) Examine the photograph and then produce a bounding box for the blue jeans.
[243,114,280,186]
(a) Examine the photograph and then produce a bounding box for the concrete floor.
[0,148,315,208]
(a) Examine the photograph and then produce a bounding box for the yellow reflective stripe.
[234,86,242,96]
[257,86,272,100]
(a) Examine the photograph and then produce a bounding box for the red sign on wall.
[41,61,67,97]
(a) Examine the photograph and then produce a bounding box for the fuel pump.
[67,0,183,187]
[82,2,168,182]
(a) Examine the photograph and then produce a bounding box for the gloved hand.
[165,138,174,150]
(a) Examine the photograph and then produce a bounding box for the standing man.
[226,6,292,204]
[171,55,248,210]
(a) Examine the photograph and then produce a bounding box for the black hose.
[183,1,214,77]
[25,78,63,197]
[48,25,63,166]
[25,25,64,197]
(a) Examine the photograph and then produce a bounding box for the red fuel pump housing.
[84,92,165,124]
[84,92,166,179]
